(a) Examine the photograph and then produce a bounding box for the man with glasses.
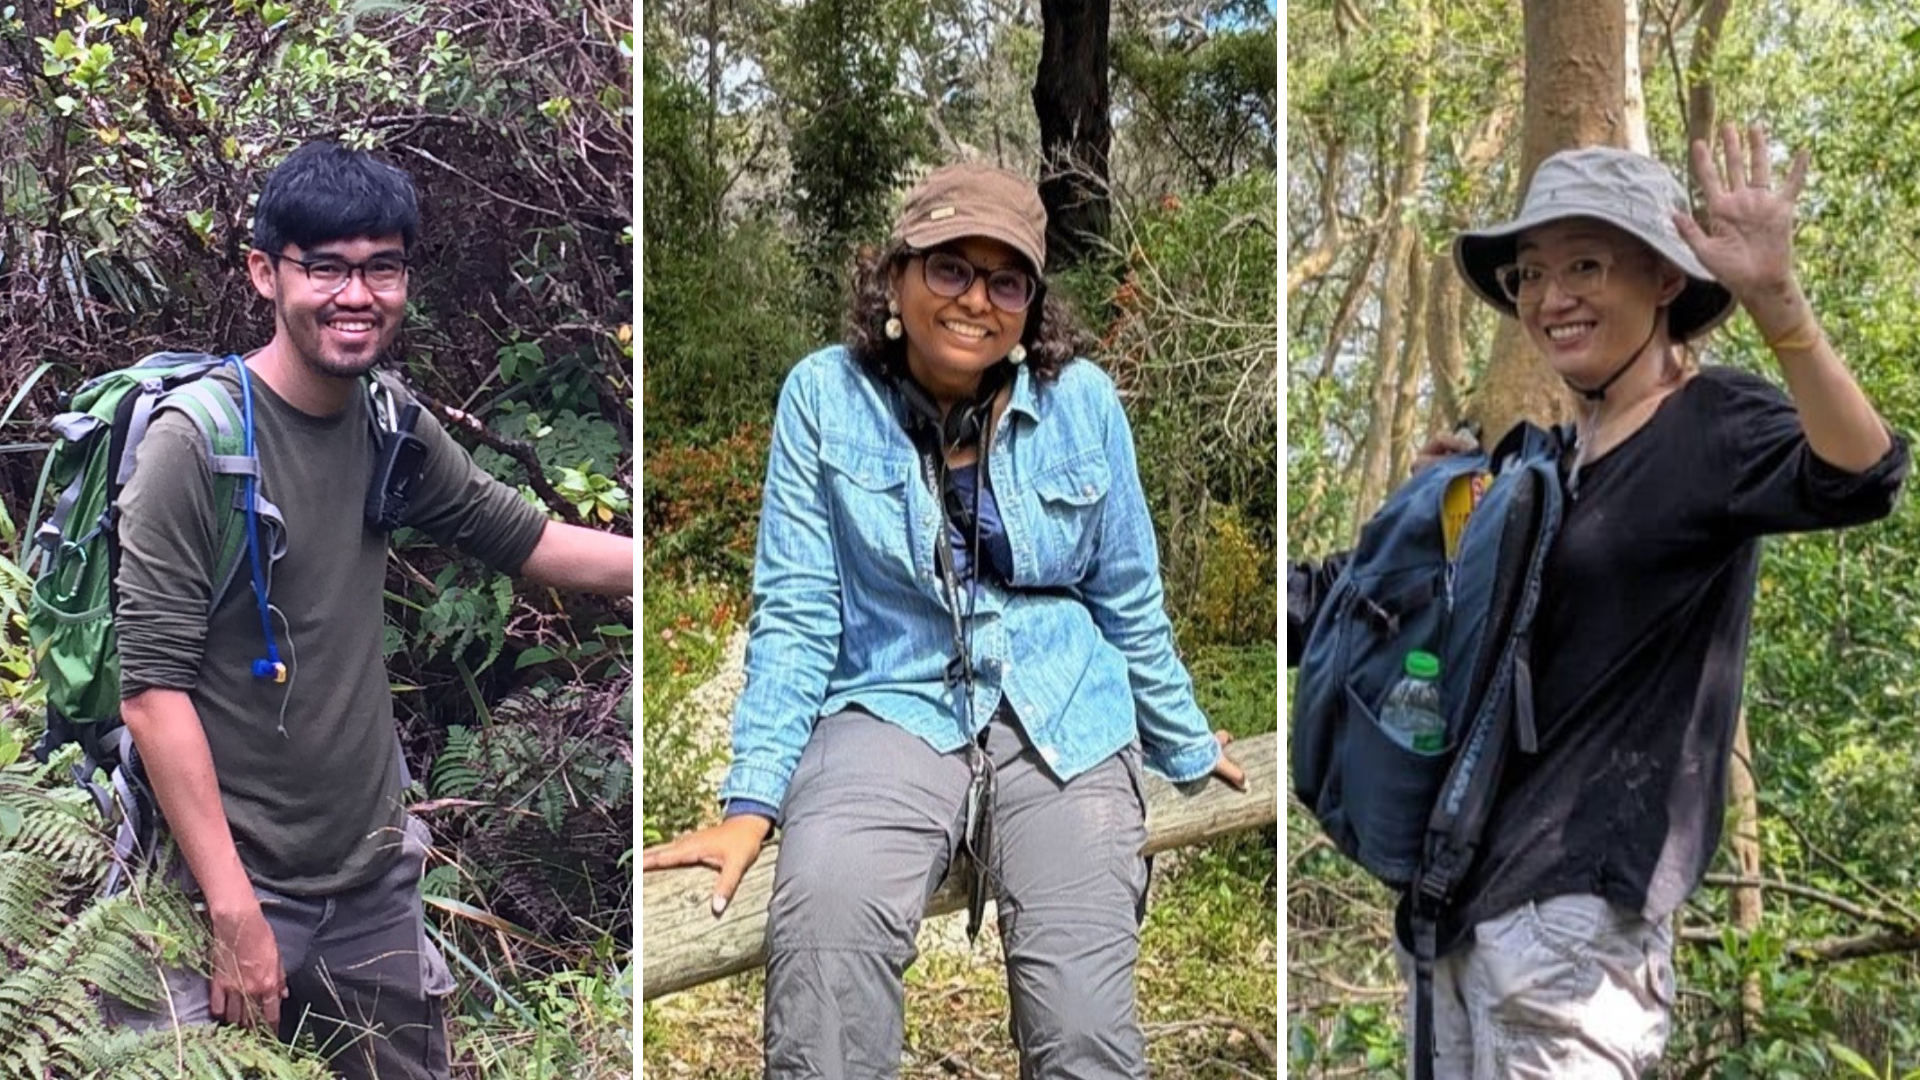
[105,140,632,1080]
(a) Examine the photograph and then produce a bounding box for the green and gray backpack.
[24,352,284,886]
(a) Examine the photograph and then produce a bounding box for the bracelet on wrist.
[1764,318,1822,354]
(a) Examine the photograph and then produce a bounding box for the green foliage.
[1113,9,1278,190]
[642,424,771,597]
[774,0,930,273]
[415,566,514,673]
[639,32,820,439]
[1084,170,1278,630]
[1179,507,1278,648]
[0,748,326,1080]
[638,578,735,843]
[453,961,632,1079]
[554,464,631,525]
[433,712,632,835]
[641,215,820,438]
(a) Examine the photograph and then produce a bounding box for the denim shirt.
[719,345,1220,813]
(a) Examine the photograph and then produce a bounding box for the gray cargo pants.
[1397,894,1675,1079]
[102,815,455,1080]
[765,707,1151,1079]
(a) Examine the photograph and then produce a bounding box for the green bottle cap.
[1405,650,1440,679]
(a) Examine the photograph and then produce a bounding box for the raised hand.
[1671,121,1808,303]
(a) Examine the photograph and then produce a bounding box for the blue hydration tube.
[225,355,285,682]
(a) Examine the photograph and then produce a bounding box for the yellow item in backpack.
[1441,471,1491,560]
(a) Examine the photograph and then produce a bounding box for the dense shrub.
[642,424,771,598]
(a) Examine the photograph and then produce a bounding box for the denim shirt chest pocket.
[1012,449,1111,586]
[818,434,920,578]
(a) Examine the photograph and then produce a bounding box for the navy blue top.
[946,463,1014,586]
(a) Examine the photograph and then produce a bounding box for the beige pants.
[1399,894,1676,1080]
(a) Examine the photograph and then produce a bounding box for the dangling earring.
[1008,343,1027,365]
[884,298,903,341]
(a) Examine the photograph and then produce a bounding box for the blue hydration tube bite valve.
[225,355,286,683]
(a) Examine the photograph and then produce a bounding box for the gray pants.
[765,708,1150,1079]
[103,815,455,1080]
[1398,894,1675,1079]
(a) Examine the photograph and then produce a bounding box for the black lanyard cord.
[923,425,991,737]
[921,412,1001,942]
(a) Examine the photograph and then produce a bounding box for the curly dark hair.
[844,240,1093,385]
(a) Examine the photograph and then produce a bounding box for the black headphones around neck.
[889,360,1014,452]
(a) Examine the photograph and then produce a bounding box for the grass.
[452,962,633,1078]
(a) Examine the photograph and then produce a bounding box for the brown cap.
[891,162,1048,276]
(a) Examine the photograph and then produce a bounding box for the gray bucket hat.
[1453,146,1734,341]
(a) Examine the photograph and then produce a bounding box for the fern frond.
[81,1022,333,1080]
[0,850,64,951]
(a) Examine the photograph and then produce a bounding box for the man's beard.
[281,300,398,379]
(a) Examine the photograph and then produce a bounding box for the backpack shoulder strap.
[144,371,283,611]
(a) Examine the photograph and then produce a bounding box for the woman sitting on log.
[642,162,1245,1077]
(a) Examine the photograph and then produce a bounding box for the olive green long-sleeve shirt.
[115,365,546,895]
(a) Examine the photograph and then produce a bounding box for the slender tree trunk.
[1390,241,1431,482]
[1471,0,1633,442]
[1429,98,1518,434]
[1685,0,1736,148]
[1034,0,1112,269]
[1289,131,1353,301]
[704,0,723,236]
[1623,0,1650,154]
[1353,225,1415,523]
[1317,228,1384,384]
[1729,712,1765,1027]
[1352,0,1431,522]
[1426,251,1467,432]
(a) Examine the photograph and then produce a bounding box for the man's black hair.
[252,141,420,255]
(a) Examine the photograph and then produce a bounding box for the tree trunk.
[1390,240,1431,482]
[1351,0,1431,522]
[642,731,1279,1000]
[1317,228,1384,384]
[1729,711,1765,1031]
[1471,0,1633,442]
[1684,0,1736,148]
[1289,131,1355,301]
[1353,226,1416,524]
[1034,0,1112,269]
[1426,251,1468,432]
[1429,98,1518,434]
[1622,0,1649,154]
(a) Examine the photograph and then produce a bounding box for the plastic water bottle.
[1380,650,1446,754]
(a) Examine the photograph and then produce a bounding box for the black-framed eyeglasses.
[916,249,1038,314]
[270,252,411,295]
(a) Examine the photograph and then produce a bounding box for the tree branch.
[1700,874,1909,932]
[408,387,587,527]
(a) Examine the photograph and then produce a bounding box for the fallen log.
[642,730,1277,1000]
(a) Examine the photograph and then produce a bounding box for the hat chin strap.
[1564,310,1664,402]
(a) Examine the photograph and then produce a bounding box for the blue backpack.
[1290,422,1567,1080]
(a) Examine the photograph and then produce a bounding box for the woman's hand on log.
[641,814,774,918]
[1210,730,1248,791]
